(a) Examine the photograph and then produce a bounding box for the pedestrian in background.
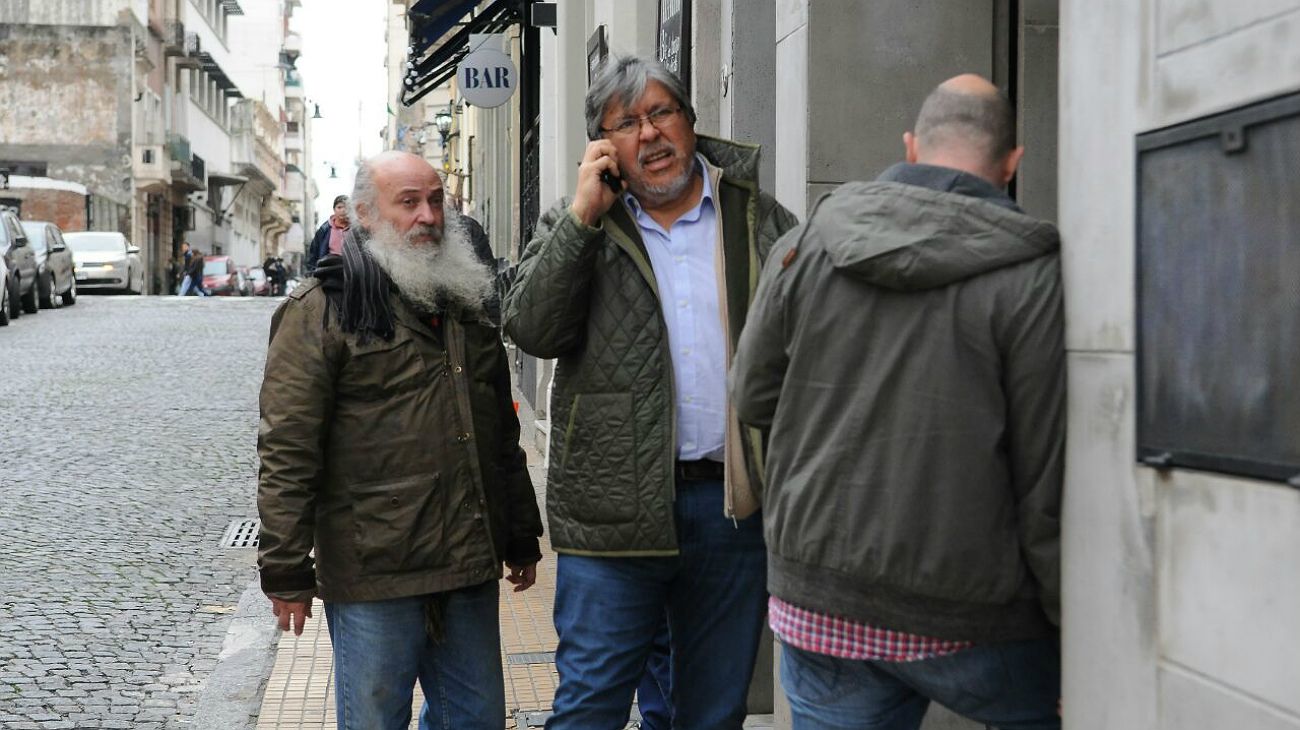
[182,247,207,296]
[174,241,193,295]
[731,74,1065,730]
[305,194,350,273]
[503,55,798,730]
[257,150,543,730]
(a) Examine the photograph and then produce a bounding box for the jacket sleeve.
[491,337,543,565]
[731,227,803,430]
[305,224,327,273]
[256,288,338,602]
[501,198,606,358]
[754,191,801,262]
[999,255,1066,627]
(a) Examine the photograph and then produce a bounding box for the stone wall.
[0,23,134,207]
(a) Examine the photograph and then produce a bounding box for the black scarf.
[314,227,396,344]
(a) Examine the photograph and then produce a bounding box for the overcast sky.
[292,0,390,221]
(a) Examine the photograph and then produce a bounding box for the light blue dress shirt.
[624,155,725,461]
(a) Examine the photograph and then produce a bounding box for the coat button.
[390,497,399,506]
[453,365,463,373]
[457,433,470,443]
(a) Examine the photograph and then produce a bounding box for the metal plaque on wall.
[657,0,691,95]
[1136,92,1300,487]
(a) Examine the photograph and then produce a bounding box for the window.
[1136,92,1300,486]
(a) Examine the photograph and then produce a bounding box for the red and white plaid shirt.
[769,596,974,662]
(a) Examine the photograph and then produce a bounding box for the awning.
[402,0,521,106]
[408,0,481,50]
[196,51,244,98]
[208,172,247,187]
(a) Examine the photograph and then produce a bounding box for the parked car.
[201,256,243,296]
[236,266,255,297]
[246,266,270,296]
[0,210,39,324]
[63,231,144,294]
[20,221,77,308]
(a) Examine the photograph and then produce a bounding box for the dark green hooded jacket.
[732,163,1064,642]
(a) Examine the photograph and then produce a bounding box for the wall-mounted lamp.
[433,110,453,147]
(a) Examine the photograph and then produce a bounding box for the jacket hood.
[810,166,1060,291]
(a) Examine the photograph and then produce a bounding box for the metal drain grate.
[505,651,556,666]
[514,710,553,727]
[221,519,260,548]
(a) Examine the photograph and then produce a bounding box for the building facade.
[460,1,1298,729]
[0,0,314,288]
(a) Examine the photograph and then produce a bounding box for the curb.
[190,578,281,729]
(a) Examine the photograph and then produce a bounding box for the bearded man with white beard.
[504,57,798,730]
[256,150,543,730]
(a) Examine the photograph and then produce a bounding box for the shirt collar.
[623,153,715,226]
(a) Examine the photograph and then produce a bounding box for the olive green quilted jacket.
[503,136,798,555]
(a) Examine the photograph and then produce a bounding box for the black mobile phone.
[600,170,623,193]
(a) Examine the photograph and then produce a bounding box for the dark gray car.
[0,210,38,325]
[20,221,77,308]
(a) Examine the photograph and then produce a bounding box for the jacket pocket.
[558,392,638,524]
[339,330,433,399]
[349,472,447,574]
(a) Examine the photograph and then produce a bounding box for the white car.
[63,231,144,294]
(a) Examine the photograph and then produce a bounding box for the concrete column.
[691,0,723,135]
[595,0,657,57]
[720,0,776,190]
[1017,0,1059,222]
[555,0,590,195]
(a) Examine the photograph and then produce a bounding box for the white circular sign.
[458,48,517,108]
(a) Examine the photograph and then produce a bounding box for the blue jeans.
[547,479,767,730]
[780,639,1061,730]
[636,617,673,729]
[323,581,503,730]
[180,276,206,296]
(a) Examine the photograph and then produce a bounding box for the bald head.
[352,150,446,240]
[904,74,1021,186]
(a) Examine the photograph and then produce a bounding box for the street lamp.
[433,110,453,147]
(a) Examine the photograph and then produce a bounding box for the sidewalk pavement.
[249,430,776,729]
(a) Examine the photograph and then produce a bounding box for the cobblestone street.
[0,296,280,729]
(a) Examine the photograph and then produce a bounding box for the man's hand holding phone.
[571,140,624,227]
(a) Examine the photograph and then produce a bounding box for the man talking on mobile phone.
[503,55,797,729]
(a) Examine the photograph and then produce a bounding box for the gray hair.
[349,156,383,222]
[914,85,1017,165]
[584,56,696,140]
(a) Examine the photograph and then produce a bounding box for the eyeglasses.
[600,106,683,137]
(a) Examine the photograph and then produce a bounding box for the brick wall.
[1,187,88,231]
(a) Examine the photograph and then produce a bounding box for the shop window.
[1136,92,1300,486]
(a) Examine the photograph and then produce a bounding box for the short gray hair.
[584,56,696,140]
[914,86,1016,164]
[350,161,378,223]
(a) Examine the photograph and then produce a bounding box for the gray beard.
[362,212,493,316]
[628,145,696,207]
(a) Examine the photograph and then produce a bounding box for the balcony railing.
[163,20,185,55]
[177,31,201,68]
[167,133,191,164]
